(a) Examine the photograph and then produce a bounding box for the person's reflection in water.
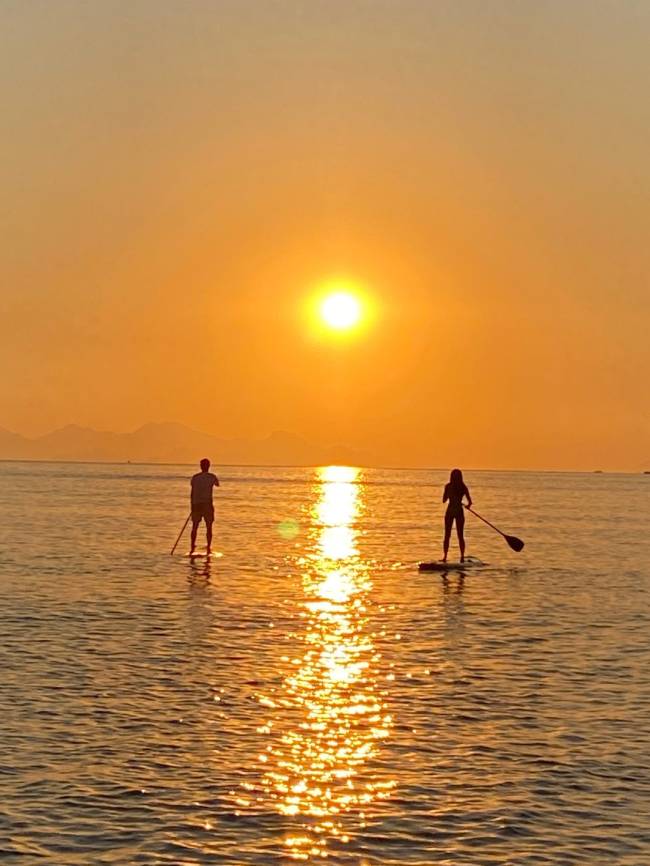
[441,573,465,595]
[187,555,212,585]
[440,573,467,652]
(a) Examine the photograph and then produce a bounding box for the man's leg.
[205,504,214,553]
[190,519,200,553]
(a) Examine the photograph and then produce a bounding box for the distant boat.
[593,470,603,473]
[644,471,650,475]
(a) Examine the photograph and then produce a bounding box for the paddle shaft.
[464,505,507,538]
[170,512,191,555]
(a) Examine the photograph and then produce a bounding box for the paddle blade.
[505,534,524,552]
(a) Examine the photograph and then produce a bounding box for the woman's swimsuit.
[444,483,468,529]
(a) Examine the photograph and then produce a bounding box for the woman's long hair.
[448,468,465,493]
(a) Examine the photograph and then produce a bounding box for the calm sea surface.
[1,462,649,865]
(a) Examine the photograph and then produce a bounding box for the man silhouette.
[190,458,220,554]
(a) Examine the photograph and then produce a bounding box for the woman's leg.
[456,510,466,561]
[443,510,453,560]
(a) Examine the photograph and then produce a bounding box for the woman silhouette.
[442,469,472,562]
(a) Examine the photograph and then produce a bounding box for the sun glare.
[320,291,362,331]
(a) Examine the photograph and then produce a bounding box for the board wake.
[418,556,484,573]
[185,551,223,559]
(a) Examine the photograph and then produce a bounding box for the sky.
[2,0,649,470]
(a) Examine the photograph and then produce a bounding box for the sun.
[320,291,362,331]
[306,280,373,338]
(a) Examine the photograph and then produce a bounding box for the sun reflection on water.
[255,466,394,859]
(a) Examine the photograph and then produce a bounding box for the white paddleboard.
[185,551,223,559]
[418,557,484,573]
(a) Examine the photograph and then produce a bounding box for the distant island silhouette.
[0,422,367,466]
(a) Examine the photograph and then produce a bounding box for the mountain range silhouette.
[0,422,366,466]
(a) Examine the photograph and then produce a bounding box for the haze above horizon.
[2,1,649,471]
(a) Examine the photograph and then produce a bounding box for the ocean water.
[1,461,649,865]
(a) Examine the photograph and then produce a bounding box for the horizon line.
[0,457,646,476]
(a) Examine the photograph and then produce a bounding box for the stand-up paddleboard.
[418,556,484,573]
[185,551,223,559]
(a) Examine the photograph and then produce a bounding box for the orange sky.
[2,1,649,470]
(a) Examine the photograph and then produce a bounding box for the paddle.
[464,505,524,552]
[170,512,191,555]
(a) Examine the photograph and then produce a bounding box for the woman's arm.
[465,486,472,508]
[442,484,449,503]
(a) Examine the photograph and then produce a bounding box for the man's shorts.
[191,502,214,523]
